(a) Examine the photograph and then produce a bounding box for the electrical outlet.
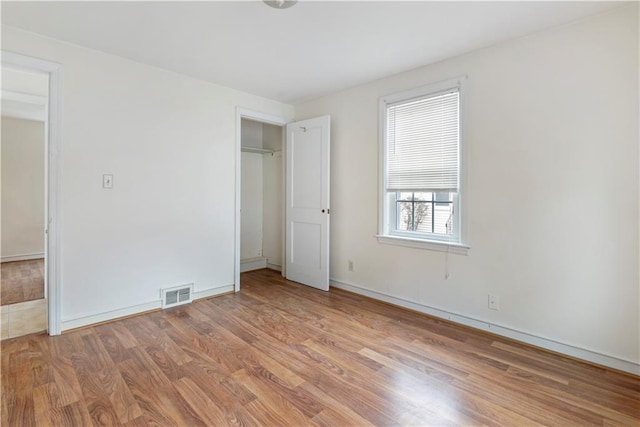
[348,260,354,272]
[488,294,499,310]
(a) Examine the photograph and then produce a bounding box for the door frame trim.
[234,108,287,292]
[2,51,63,335]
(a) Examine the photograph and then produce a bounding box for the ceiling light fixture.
[263,0,297,9]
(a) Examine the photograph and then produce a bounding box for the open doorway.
[1,67,49,339]
[239,118,285,278]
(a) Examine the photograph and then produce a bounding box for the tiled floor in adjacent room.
[1,259,47,340]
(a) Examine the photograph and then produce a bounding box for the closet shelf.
[241,146,275,154]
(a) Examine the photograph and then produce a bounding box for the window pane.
[398,192,414,201]
[392,191,456,236]
[414,202,432,233]
[434,191,451,205]
[397,200,414,231]
[413,192,432,201]
[434,201,454,235]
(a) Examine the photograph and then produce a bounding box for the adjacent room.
[1,1,638,425]
[1,67,49,340]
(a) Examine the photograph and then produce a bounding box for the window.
[378,78,467,253]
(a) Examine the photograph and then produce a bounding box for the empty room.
[1,1,638,426]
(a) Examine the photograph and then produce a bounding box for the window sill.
[376,235,470,255]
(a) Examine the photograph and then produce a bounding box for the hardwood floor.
[1,259,45,306]
[2,268,639,426]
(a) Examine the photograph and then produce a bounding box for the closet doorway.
[235,110,330,292]
[239,117,285,278]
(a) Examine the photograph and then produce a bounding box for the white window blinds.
[386,89,459,192]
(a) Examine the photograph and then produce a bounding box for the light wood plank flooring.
[2,269,639,426]
[1,259,45,306]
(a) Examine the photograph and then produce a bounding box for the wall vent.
[161,284,194,308]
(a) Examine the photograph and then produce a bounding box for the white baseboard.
[267,263,282,272]
[330,278,640,376]
[241,257,267,272]
[1,252,44,263]
[60,284,234,331]
[194,285,234,300]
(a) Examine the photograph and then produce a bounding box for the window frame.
[377,77,469,255]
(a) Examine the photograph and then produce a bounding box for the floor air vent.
[161,284,194,308]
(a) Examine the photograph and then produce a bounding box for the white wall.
[262,124,283,268]
[240,118,265,262]
[240,152,264,260]
[1,116,45,259]
[262,122,283,152]
[240,119,263,149]
[295,6,639,369]
[2,26,294,326]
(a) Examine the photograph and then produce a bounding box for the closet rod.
[241,146,275,155]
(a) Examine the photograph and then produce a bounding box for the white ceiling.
[1,1,625,103]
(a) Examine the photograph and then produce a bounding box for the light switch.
[103,174,113,189]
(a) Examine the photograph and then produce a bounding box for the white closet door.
[285,116,330,291]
